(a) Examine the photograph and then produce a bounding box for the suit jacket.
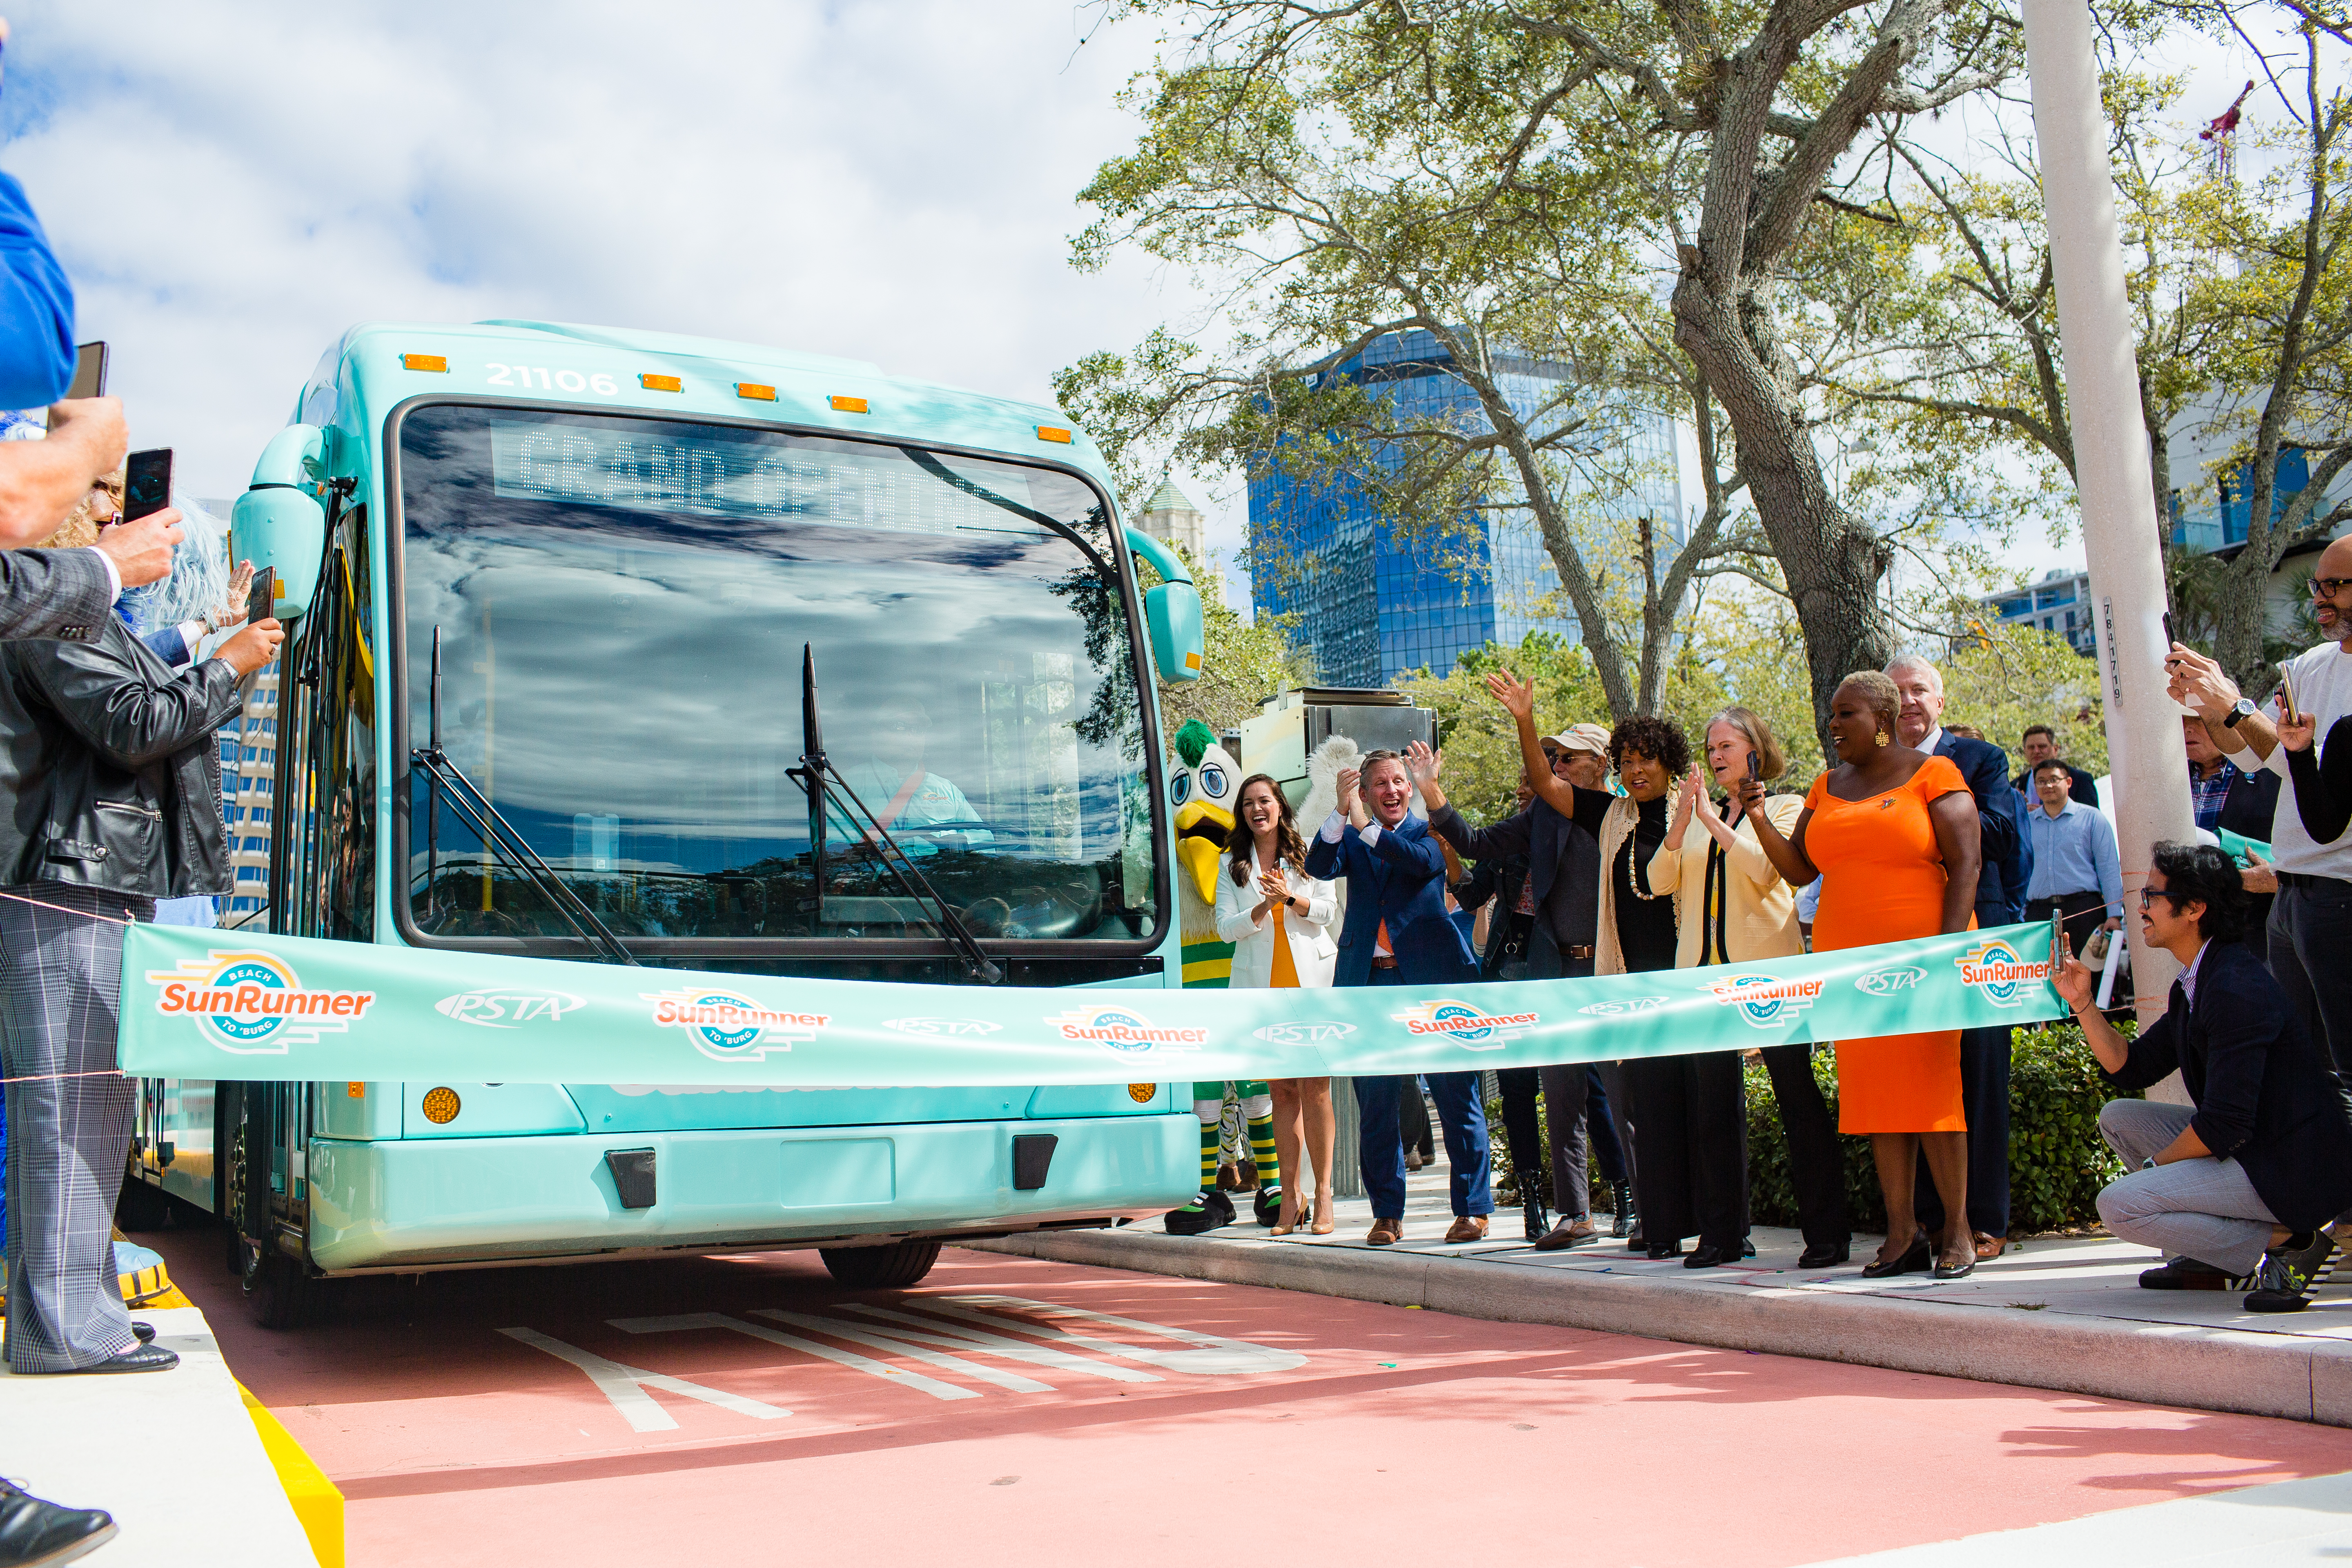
[1937,731,2031,924]
[1428,798,1601,953]
[2102,940,2352,1230]
[0,548,111,647]
[1303,813,1478,988]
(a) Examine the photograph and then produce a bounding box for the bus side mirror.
[1124,524,1204,684]
[230,425,329,621]
[1144,580,1204,683]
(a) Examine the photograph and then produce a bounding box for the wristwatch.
[2224,697,2259,728]
[2142,1156,2158,1170]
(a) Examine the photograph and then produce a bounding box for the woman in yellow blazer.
[1647,707,1850,1269]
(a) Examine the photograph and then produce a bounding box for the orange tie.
[1376,918,1392,958]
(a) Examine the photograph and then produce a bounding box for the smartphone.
[67,342,106,400]
[2283,671,2299,726]
[121,448,171,522]
[2162,610,2175,651]
[1747,748,1760,780]
[247,568,275,629]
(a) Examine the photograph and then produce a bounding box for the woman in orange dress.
[1747,671,1984,1280]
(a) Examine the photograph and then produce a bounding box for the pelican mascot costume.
[1163,720,1283,1234]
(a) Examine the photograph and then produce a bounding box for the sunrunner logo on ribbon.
[644,985,826,1062]
[1955,938,2055,1008]
[1045,1007,1208,1057]
[1702,973,1824,1029]
[146,950,376,1055]
[1390,999,1539,1050]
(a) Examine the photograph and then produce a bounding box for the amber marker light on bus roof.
[831,395,869,413]
[736,383,777,401]
[639,373,684,393]
[1036,425,1073,443]
[401,354,448,372]
[421,1087,461,1125]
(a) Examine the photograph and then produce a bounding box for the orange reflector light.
[736,383,777,401]
[639,373,684,393]
[401,353,448,373]
[347,1082,365,1099]
[831,395,869,413]
[1037,425,1073,443]
[421,1087,461,1125]
[1184,651,1203,671]
[1127,1083,1156,1104]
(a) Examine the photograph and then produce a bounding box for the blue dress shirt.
[2025,797,2124,916]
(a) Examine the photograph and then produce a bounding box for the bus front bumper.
[303,1112,1198,1272]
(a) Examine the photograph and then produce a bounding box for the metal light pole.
[2022,0,2197,1025]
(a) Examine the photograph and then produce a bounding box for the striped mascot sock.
[1242,1091,1278,1199]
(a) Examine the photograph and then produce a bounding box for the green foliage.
[1936,624,2108,779]
[1744,1024,2132,1236]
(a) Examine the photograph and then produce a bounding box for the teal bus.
[118,320,1206,1324]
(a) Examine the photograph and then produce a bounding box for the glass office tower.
[1249,330,1688,686]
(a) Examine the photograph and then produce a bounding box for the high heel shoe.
[1860,1231,1932,1278]
[1310,1192,1336,1235]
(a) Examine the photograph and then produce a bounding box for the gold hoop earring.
[1874,730,1891,747]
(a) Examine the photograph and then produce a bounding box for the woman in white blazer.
[1215,773,1340,1234]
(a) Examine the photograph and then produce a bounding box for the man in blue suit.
[1891,655,2034,1259]
[1304,748,1492,1245]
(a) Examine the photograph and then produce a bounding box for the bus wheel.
[114,1170,174,1232]
[245,1250,327,1330]
[819,1240,942,1290]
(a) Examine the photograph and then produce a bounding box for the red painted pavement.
[143,1227,2352,1568]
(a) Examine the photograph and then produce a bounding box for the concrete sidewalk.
[972,1166,2352,1427]
[0,1304,318,1566]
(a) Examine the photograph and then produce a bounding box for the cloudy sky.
[0,3,2312,608]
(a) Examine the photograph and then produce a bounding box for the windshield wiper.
[787,643,1003,984]
[410,625,641,966]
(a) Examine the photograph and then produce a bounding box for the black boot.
[1163,1189,1236,1236]
[1522,1196,1550,1243]
[1609,1181,1636,1241]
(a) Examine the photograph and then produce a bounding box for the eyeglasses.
[2138,886,2187,910]
[2309,577,2352,600]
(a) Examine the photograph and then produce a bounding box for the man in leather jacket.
[0,603,279,1376]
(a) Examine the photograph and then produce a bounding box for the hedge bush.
[1489,1022,2132,1235]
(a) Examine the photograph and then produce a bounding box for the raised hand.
[218,559,256,628]
[1483,668,1535,719]
[1404,739,1442,782]
[1336,766,1361,814]
[1257,871,1291,908]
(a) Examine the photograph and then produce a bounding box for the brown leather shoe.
[1366,1216,1403,1246]
[1973,1231,2007,1261]
[1445,1214,1490,1243]
[1532,1216,1597,1252]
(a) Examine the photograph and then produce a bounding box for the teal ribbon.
[115,920,2069,1087]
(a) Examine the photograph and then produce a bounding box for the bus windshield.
[396,403,1160,949]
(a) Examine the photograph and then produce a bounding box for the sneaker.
[2138,1256,2237,1291]
[2246,1232,2335,1313]
[1163,1189,1236,1237]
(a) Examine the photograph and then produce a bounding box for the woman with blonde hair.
[1748,672,1983,1279]
[1649,706,1849,1268]
[1213,772,1339,1234]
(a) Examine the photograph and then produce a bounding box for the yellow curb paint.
[240,1383,345,1568]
